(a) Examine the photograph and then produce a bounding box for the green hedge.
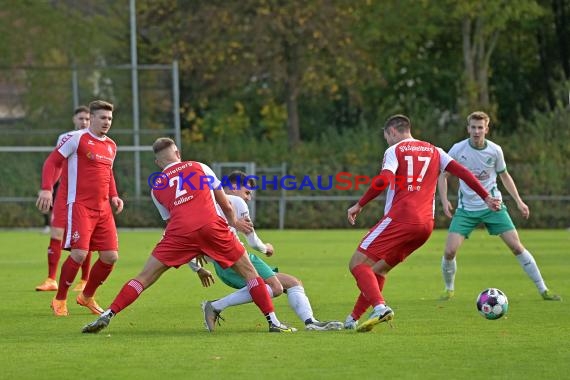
[1,107,568,228]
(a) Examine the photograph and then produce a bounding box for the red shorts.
[357,217,434,267]
[50,190,67,229]
[152,219,246,268]
[64,202,118,251]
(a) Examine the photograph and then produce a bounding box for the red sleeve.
[109,169,118,198]
[357,169,394,207]
[41,151,66,191]
[444,160,489,200]
[53,167,62,184]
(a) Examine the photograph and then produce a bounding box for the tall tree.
[138,0,377,147]
[454,1,543,112]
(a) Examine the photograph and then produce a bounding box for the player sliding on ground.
[191,171,343,331]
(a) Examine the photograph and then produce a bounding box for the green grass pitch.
[1,229,569,379]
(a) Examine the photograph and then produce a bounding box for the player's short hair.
[74,105,89,115]
[467,111,490,125]
[89,100,114,114]
[152,137,176,154]
[384,114,411,133]
[228,170,256,188]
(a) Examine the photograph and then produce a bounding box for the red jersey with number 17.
[381,138,453,224]
[151,161,222,236]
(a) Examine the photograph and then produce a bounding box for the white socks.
[212,284,274,311]
[441,257,457,291]
[441,250,548,294]
[345,314,356,324]
[286,285,316,323]
[210,284,319,325]
[516,250,547,293]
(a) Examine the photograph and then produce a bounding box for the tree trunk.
[283,39,301,147]
[552,0,570,79]
[462,18,477,108]
[462,15,498,110]
[536,29,556,109]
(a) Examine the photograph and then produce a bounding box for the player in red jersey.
[35,105,94,292]
[81,137,296,334]
[343,114,501,332]
[36,100,124,317]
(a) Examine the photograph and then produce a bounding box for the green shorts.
[449,206,515,238]
[213,252,277,289]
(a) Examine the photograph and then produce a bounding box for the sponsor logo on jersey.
[398,144,434,153]
[108,145,114,155]
[476,170,490,181]
[88,140,95,145]
[57,133,74,149]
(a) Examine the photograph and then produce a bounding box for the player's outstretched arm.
[348,169,393,225]
[438,171,454,218]
[347,203,363,225]
[499,171,530,219]
[197,267,215,287]
[214,189,237,227]
[235,217,253,234]
[484,196,502,211]
[187,259,215,287]
[445,160,501,211]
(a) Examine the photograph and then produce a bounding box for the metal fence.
[0,63,181,201]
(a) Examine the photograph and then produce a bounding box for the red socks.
[82,259,114,298]
[80,251,93,281]
[109,279,145,314]
[55,256,81,300]
[375,273,386,292]
[351,273,387,319]
[247,277,274,315]
[351,293,371,320]
[350,264,384,307]
[47,238,62,279]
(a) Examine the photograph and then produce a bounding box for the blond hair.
[152,137,176,154]
[467,111,490,125]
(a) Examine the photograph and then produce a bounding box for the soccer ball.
[476,288,509,320]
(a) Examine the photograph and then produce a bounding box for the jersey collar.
[468,139,487,150]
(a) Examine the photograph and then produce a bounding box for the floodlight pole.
[71,63,79,109]
[130,0,141,197]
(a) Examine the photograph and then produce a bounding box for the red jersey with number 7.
[151,161,222,235]
[381,138,453,224]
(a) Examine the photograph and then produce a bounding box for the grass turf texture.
[1,229,568,379]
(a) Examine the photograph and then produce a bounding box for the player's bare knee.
[268,281,283,296]
[70,250,88,263]
[99,251,119,264]
[51,228,64,241]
